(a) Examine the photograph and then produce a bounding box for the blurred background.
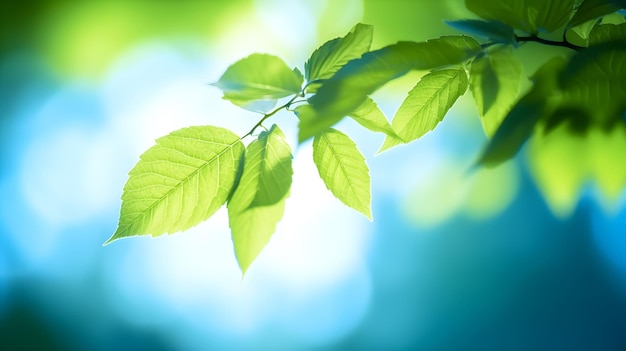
[2,0,626,350]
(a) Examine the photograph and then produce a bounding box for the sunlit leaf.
[348,97,397,137]
[299,35,480,141]
[229,194,288,275]
[213,54,303,106]
[379,68,468,152]
[477,57,567,167]
[227,124,292,274]
[568,0,626,28]
[106,126,245,244]
[313,129,372,219]
[470,46,524,136]
[305,23,373,82]
[445,19,517,45]
[228,124,293,211]
[466,0,576,33]
[588,23,626,44]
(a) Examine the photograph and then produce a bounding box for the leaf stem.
[303,78,327,93]
[516,35,583,51]
[286,99,308,110]
[244,94,301,138]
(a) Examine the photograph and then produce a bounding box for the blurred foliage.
[3,1,626,350]
[105,0,626,273]
[1,1,250,78]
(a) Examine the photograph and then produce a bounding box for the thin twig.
[244,94,301,138]
[516,35,583,51]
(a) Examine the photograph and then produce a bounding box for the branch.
[244,94,301,138]
[516,35,583,51]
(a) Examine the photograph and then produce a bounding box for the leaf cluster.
[109,0,626,273]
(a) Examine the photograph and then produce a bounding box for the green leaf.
[567,17,599,45]
[529,123,626,217]
[466,0,576,33]
[588,23,626,44]
[445,19,517,45]
[225,97,277,114]
[213,53,303,107]
[298,35,481,142]
[379,68,469,153]
[106,126,245,244]
[348,97,398,137]
[472,55,500,119]
[228,124,293,211]
[560,43,626,126]
[568,0,626,28]
[313,129,372,219]
[229,194,288,275]
[527,124,588,216]
[227,124,292,274]
[470,46,524,136]
[305,23,373,82]
[477,57,567,167]
[588,125,626,202]
[293,67,304,83]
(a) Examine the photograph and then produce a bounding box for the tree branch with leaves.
[107,0,626,274]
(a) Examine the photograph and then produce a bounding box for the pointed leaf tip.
[110,126,245,243]
[228,125,292,273]
[470,47,523,136]
[313,129,372,219]
[349,97,399,138]
[381,68,469,152]
[215,53,303,109]
[305,22,374,82]
[307,36,480,144]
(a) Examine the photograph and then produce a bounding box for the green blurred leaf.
[566,17,599,47]
[305,23,373,82]
[229,125,293,211]
[568,0,626,28]
[227,124,292,274]
[529,122,626,217]
[445,19,517,45]
[466,0,576,33]
[106,126,245,244]
[313,129,372,219]
[601,11,626,24]
[588,125,626,202]
[213,54,303,107]
[293,67,304,82]
[560,43,626,126]
[379,68,469,152]
[348,97,398,137]
[588,23,626,44]
[486,44,626,169]
[477,57,567,167]
[299,35,480,142]
[470,46,524,136]
[527,124,588,216]
[473,55,500,121]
